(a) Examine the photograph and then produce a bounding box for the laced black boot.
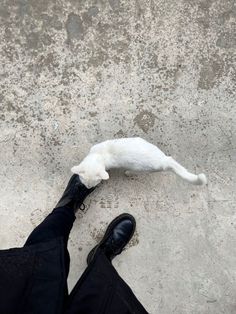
[55,174,95,213]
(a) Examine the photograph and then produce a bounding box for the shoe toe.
[113,219,135,244]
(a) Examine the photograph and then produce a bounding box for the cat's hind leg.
[165,157,207,185]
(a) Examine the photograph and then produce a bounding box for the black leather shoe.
[55,174,95,212]
[87,213,136,263]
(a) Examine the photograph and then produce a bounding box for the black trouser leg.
[24,205,76,277]
[65,248,149,314]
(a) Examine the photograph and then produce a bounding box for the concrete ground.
[0,0,235,313]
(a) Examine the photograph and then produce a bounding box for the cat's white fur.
[71,137,207,188]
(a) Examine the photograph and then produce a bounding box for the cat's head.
[71,163,109,189]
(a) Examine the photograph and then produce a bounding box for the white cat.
[71,137,207,188]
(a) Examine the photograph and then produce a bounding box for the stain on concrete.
[108,0,121,11]
[87,6,99,17]
[66,13,84,43]
[15,115,28,125]
[114,129,126,138]
[89,111,98,117]
[19,0,49,16]
[26,32,40,50]
[206,299,217,303]
[99,195,119,209]
[198,56,224,90]
[197,0,213,11]
[218,7,236,25]
[196,3,211,30]
[41,13,62,31]
[82,6,99,25]
[0,6,10,19]
[134,110,157,133]
[90,228,103,243]
[37,53,59,71]
[216,30,236,49]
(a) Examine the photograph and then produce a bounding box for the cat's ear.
[100,170,109,180]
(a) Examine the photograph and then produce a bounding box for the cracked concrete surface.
[0,0,236,313]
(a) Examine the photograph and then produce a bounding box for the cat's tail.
[166,157,207,185]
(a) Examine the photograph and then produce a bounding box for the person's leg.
[66,249,149,314]
[24,205,75,246]
[24,204,76,277]
[24,174,95,276]
[66,214,149,314]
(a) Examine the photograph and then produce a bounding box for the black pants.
[24,205,148,314]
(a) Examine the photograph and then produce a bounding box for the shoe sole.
[87,213,136,265]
